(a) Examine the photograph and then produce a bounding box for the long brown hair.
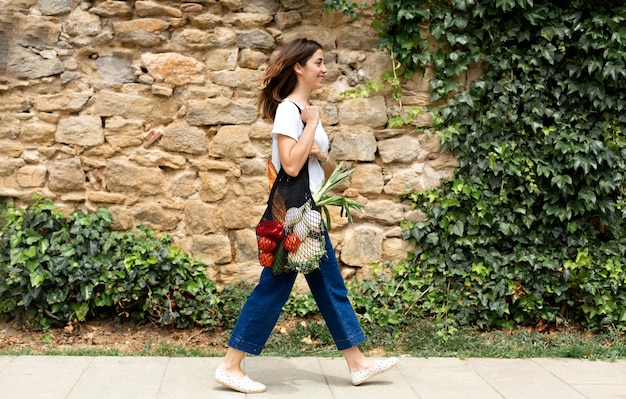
[257,38,322,121]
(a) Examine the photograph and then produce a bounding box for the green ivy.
[396,1,626,331]
[322,0,360,19]
[324,0,626,332]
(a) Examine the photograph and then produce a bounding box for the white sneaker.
[214,366,267,393]
[350,357,400,386]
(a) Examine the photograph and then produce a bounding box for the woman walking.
[215,37,398,394]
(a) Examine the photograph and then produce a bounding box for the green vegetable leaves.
[313,162,365,229]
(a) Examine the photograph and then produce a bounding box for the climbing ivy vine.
[328,0,626,332]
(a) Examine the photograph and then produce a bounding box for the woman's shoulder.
[275,100,301,121]
[277,98,302,113]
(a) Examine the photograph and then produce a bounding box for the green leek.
[313,162,365,229]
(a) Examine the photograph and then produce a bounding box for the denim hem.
[228,336,264,356]
[334,330,367,351]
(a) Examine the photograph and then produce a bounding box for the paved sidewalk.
[1,355,625,399]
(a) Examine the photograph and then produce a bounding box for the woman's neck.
[287,87,311,107]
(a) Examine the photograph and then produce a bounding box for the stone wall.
[0,0,459,284]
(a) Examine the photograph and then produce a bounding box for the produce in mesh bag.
[259,162,364,275]
[287,235,326,274]
[282,200,326,273]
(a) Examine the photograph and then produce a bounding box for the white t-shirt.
[271,99,329,195]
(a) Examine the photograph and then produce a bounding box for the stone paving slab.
[395,357,502,399]
[467,358,586,399]
[66,356,169,399]
[0,356,625,399]
[0,356,93,399]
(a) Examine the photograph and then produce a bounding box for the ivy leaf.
[450,221,465,236]
[29,272,46,288]
[551,175,573,190]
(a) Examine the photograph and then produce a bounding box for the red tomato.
[283,233,301,252]
[257,236,277,253]
[259,252,274,267]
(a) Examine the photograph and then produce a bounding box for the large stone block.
[104,116,144,148]
[113,19,170,46]
[187,98,258,125]
[93,56,135,85]
[237,48,268,69]
[199,171,228,202]
[340,224,383,267]
[48,157,85,192]
[0,140,24,157]
[225,12,273,28]
[130,148,187,169]
[204,49,238,71]
[338,96,388,128]
[105,160,164,196]
[378,134,421,163]
[220,196,261,229]
[56,115,104,147]
[133,203,180,231]
[331,131,377,161]
[184,200,222,234]
[0,157,25,177]
[89,1,132,17]
[211,69,263,90]
[383,164,426,195]
[356,199,404,225]
[189,13,222,29]
[336,22,378,51]
[15,14,60,49]
[274,11,301,30]
[135,1,183,18]
[0,116,19,140]
[233,228,258,262]
[65,7,101,37]
[350,163,384,194]
[209,125,256,158]
[16,165,47,188]
[169,171,198,198]
[233,176,267,204]
[8,47,64,79]
[39,0,71,16]
[87,191,126,204]
[160,121,208,155]
[34,92,91,112]
[190,234,232,267]
[172,28,236,49]
[90,90,178,125]
[235,29,275,50]
[141,52,206,86]
[383,237,415,263]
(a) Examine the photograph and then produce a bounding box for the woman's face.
[299,48,327,90]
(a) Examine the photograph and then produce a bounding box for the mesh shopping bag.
[256,161,326,275]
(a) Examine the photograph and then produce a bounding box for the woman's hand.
[310,142,334,178]
[309,142,325,161]
[300,105,320,127]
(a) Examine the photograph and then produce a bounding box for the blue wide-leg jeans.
[228,229,366,355]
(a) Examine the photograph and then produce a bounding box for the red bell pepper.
[256,220,284,241]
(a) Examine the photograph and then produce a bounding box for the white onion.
[284,207,301,227]
[303,209,322,233]
[293,220,308,241]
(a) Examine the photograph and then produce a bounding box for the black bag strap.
[284,99,306,128]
